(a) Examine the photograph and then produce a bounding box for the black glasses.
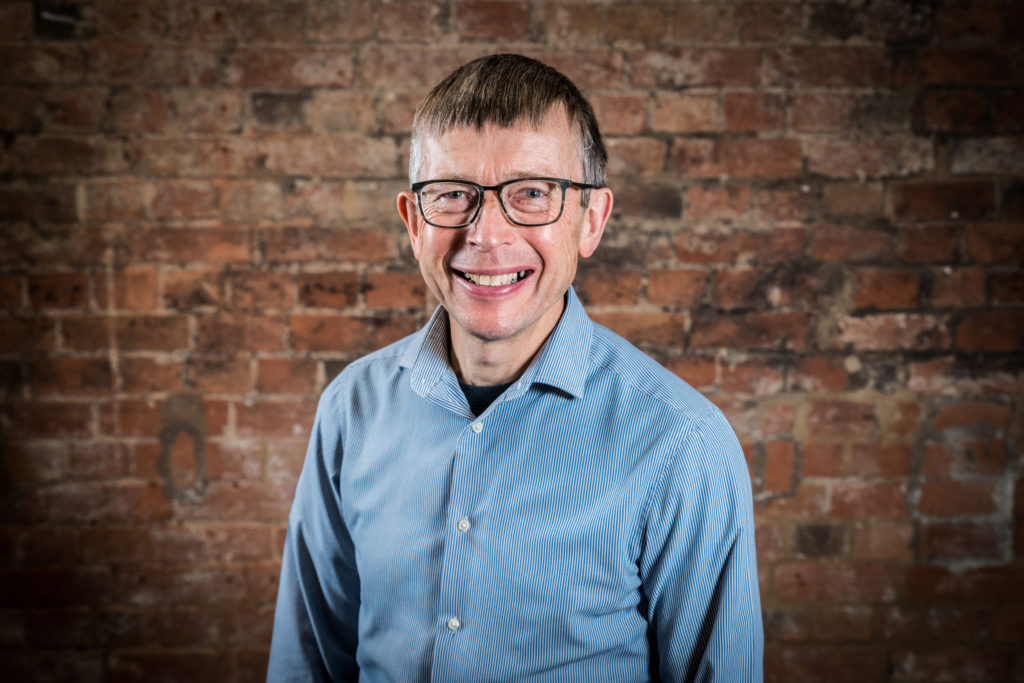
[410,177,601,228]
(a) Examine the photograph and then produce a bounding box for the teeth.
[461,270,528,286]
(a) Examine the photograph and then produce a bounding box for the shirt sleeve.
[639,408,764,683]
[267,390,360,682]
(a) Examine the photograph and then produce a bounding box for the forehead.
[417,109,581,181]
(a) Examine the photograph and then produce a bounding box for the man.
[268,54,763,682]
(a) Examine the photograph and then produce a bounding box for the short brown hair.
[409,54,607,197]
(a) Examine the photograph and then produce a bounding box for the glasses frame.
[410,177,602,229]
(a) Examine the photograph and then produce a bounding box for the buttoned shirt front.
[267,288,763,682]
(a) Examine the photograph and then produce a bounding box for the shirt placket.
[429,412,492,682]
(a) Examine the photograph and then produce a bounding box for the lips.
[454,269,532,287]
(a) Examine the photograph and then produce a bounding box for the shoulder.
[318,331,418,409]
[588,321,720,426]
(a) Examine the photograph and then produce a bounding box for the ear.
[397,191,423,260]
[577,187,613,259]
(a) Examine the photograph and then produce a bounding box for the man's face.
[398,109,611,352]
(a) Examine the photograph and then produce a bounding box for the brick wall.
[1,1,1021,681]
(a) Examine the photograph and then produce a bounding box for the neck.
[448,298,565,386]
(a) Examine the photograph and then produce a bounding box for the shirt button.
[471,421,483,433]
[447,617,461,632]
[457,517,471,533]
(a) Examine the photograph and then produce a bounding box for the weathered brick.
[965,223,1024,263]
[685,185,751,222]
[851,269,920,311]
[836,313,950,351]
[197,313,286,352]
[607,4,669,43]
[723,92,785,132]
[892,181,995,221]
[766,47,890,88]
[804,137,933,178]
[364,270,427,309]
[297,272,360,309]
[646,269,707,307]
[631,48,761,88]
[452,1,529,41]
[673,137,802,178]
[920,521,1003,562]
[290,313,419,352]
[957,311,1024,351]
[690,312,809,351]
[588,93,646,135]
[226,47,355,88]
[774,562,900,603]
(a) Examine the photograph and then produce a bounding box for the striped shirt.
[267,288,763,682]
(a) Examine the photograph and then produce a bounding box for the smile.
[455,270,531,287]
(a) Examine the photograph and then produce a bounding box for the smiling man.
[267,54,763,682]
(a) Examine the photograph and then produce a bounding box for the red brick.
[228,271,294,310]
[163,267,223,310]
[356,45,483,90]
[28,273,89,309]
[932,400,1012,433]
[908,565,1024,601]
[237,2,305,43]
[909,356,1024,396]
[664,355,716,390]
[605,138,667,176]
[922,440,1007,478]
[892,181,995,221]
[920,521,1003,561]
[61,315,110,351]
[217,180,284,222]
[711,268,760,310]
[109,89,170,132]
[265,228,394,264]
[676,228,804,265]
[765,605,873,642]
[723,92,785,131]
[649,92,717,133]
[672,137,802,178]
[377,1,444,41]
[631,48,761,88]
[1,45,86,85]
[957,312,1024,351]
[0,184,78,223]
[851,522,913,561]
[260,134,398,177]
[115,315,190,351]
[920,480,1000,517]
[26,358,113,396]
[537,2,603,44]
[451,1,529,40]
[606,4,668,42]
[691,312,809,351]
[898,225,960,263]
[822,183,884,217]
[935,1,1002,40]
[836,313,950,351]
[965,222,1024,263]
[96,267,158,311]
[134,228,250,264]
[804,137,933,178]
[185,356,252,394]
[893,648,1010,683]
[755,482,830,518]
[922,91,989,132]
[306,0,375,41]
[774,562,900,603]
[852,269,919,310]
[927,266,986,307]
[290,313,419,352]
[993,92,1024,133]
[149,181,218,220]
[752,188,812,225]
[133,137,251,177]
[365,271,428,309]
[226,47,355,88]
[897,47,1023,86]
[990,271,1024,305]
[588,312,688,348]
[297,272,360,309]
[832,482,908,518]
[256,358,318,395]
[84,180,146,221]
[685,185,750,221]
[167,88,242,134]
[720,358,784,395]
[804,443,911,479]
[766,47,890,87]
[102,43,224,86]
[788,357,847,393]
[762,441,795,493]
[791,94,853,132]
[197,313,285,352]
[765,646,886,683]
[235,401,317,439]
[589,93,647,135]
[806,400,878,438]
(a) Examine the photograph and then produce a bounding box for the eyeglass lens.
[419,179,564,227]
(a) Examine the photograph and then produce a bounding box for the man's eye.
[443,191,465,200]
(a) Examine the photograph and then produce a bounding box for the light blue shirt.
[268,288,763,682]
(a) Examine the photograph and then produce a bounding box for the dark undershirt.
[459,381,513,417]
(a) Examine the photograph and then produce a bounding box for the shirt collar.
[400,286,593,401]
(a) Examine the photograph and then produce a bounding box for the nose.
[466,189,515,249]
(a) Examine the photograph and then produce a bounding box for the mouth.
[453,269,532,287]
